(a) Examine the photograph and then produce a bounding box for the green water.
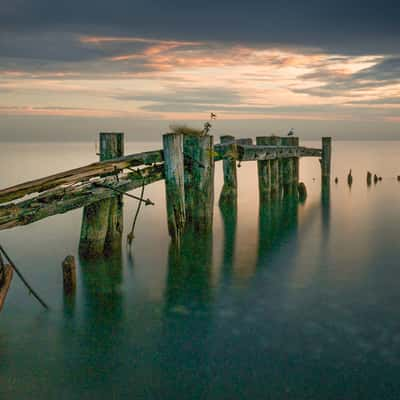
[1,141,400,399]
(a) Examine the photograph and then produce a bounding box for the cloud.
[0,0,399,54]
[113,87,241,105]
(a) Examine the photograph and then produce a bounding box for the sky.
[0,0,399,141]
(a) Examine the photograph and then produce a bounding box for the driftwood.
[0,165,164,230]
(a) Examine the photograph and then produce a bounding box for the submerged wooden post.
[62,255,76,295]
[183,135,215,232]
[321,137,332,185]
[79,132,124,257]
[219,135,237,206]
[256,136,272,202]
[269,136,281,197]
[163,133,186,241]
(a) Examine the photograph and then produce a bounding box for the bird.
[210,113,217,120]
[288,128,294,136]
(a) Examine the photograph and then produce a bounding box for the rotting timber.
[0,133,331,248]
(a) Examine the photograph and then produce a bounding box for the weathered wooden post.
[281,137,295,196]
[256,136,272,202]
[291,137,300,192]
[163,133,186,242]
[183,135,215,232]
[219,135,238,206]
[269,136,281,197]
[62,255,76,295]
[79,132,124,257]
[321,137,332,185]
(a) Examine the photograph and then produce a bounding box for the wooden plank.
[163,133,186,241]
[0,149,163,204]
[0,166,163,231]
[214,144,321,161]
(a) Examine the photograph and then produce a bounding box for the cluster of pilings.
[66,131,332,255]
[163,133,332,245]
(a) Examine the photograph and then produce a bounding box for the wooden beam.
[214,143,321,161]
[0,166,163,231]
[0,149,163,204]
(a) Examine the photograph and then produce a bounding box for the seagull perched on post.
[288,128,294,136]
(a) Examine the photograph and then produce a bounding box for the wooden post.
[281,137,294,196]
[163,133,186,241]
[321,137,332,185]
[103,133,124,253]
[79,200,112,257]
[269,136,281,197]
[256,136,272,202]
[183,135,215,232]
[62,255,76,295]
[291,137,300,190]
[79,132,124,258]
[219,135,237,206]
[99,132,124,161]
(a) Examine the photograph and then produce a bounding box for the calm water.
[1,140,400,399]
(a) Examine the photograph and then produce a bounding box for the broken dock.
[0,132,331,258]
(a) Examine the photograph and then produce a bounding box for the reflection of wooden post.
[80,132,124,258]
[183,135,214,232]
[269,136,281,197]
[163,133,186,242]
[256,136,271,202]
[219,135,237,206]
[321,137,332,185]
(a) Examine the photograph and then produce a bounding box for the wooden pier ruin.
[0,133,331,254]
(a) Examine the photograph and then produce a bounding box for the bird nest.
[169,124,204,137]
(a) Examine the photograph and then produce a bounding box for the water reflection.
[219,202,237,281]
[78,251,124,324]
[165,228,213,313]
[160,228,214,398]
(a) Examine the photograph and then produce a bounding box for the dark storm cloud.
[0,0,399,55]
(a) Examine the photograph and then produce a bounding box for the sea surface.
[1,140,400,399]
